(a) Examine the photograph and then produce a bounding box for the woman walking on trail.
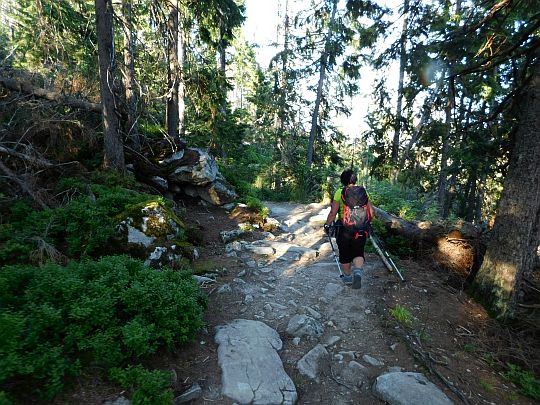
[324,169,375,289]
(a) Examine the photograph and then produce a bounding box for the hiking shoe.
[341,274,353,285]
[351,268,363,289]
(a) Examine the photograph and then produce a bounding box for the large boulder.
[160,148,238,206]
[167,148,218,185]
[114,200,192,268]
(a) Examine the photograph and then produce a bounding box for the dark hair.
[340,169,357,186]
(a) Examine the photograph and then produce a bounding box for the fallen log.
[0,76,101,112]
[373,207,487,279]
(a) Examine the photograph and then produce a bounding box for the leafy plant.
[0,256,206,401]
[110,365,173,405]
[390,305,414,327]
[0,181,181,264]
[503,363,540,400]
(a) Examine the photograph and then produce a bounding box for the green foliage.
[0,255,205,401]
[367,179,423,220]
[503,363,540,400]
[0,178,172,264]
[390,304,414,327]
[244,197,269,220]
[110,365,173,405]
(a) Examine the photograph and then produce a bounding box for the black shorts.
[337,228,367,264]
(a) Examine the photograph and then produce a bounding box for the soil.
[64,200,538,405]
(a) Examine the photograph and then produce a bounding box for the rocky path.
[186,202,457,405]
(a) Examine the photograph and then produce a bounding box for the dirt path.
[172,201,535,405]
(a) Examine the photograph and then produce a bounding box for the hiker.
[324,169,375,288]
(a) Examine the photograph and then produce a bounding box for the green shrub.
[0,256,206,400]
[0,183,177,264]
[110,365,173,405]
[503,363,540,400]
[390,304,414,327]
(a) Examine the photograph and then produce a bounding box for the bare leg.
[341,262,352,275]
[352,256,365,268]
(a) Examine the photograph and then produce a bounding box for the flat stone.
[297,344,329,381]
[174,383,202,404]
[286,314,324,338]
[373,372,454,405]
[363,354,384,367]
[215,319,297,405]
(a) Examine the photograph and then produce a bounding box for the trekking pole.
[325,225,344,278]
[370,230,405,282]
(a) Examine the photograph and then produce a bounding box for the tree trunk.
[472,60,540,319]
[306,0,337,167]
[178,12,186,138]
[275,0,290,165]
[391,0,410,166]
[121,0,140,151]
[167,0,180,144]
[437,75,454,217]
[95,0,125,172]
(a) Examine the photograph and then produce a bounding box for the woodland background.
[0,0,539,403]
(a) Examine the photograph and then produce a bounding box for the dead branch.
[0,159,48,209]
[0,76,101,112]
[394,328,471,405]
[0,145,54,168]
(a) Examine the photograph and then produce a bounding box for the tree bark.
[0,76,101,112]
[166,0,180,144]
[307,0,337,167]
[437,75,454,217]
[178,10,186,138]
[391,0,410,166]
[471,60,540,319]
[121,0,140,151]
[95,0,125,172]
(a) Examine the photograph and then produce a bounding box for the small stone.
[390,343,398,351]
[325,335,341,347]
[292,337,301,345]
[363,354,384,367]
[364,309,372,315]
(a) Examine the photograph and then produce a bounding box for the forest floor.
[66,200,537,405]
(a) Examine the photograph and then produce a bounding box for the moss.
[117,200,185,239]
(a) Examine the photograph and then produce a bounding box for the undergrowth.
[0,176,179,265]
[0,255,206,403]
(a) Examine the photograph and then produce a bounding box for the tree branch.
[0,76,101,112]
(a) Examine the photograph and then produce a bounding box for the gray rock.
[217,284,233,294]
[197,179,238,206]
[325,335,341,347]
[159,150,185,165]
[215,319,297,405]
[245,245,275,256]
[297,344,329,381]
[103,397,131,405]
[221,230,247,244]
[363,354,385,367]
[286,315,324,338]
[174,383,202,404]
[126,225,155,247]
[340,361,367,387]
[169,148,218,185]
[324,283,344,298]
[373,372,455,405]
[193,275,216,284]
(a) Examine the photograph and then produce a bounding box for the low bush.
[0,255,206,401]
[0,181,179,265]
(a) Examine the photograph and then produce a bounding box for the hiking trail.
[140,201,534,405]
